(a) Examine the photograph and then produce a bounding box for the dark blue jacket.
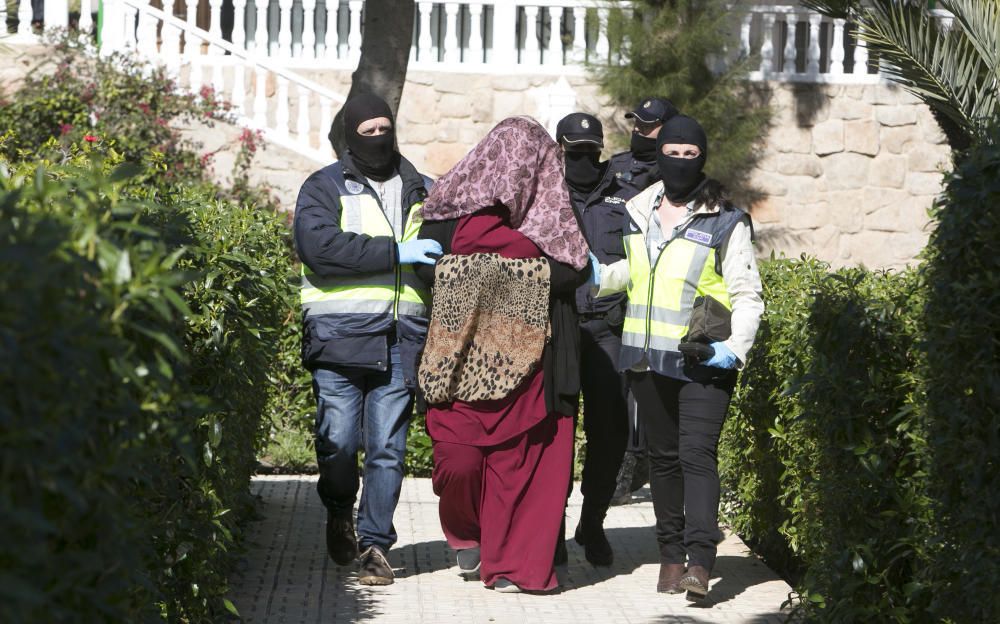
[608,151,661,199]
[293,152,432,386]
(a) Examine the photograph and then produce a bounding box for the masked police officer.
[607,97,679,505]
[554,112,631,567]
[295,94,441,586]
[609,97,679,197]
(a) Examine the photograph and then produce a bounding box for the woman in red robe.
[414,117,591,592]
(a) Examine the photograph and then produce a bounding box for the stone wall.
[749,83,950,270]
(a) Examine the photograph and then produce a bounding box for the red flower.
[84,134,99,142]
[60,123,73,135]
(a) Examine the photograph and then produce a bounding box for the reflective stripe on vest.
[300,193,429,319]
[621,232,732,358]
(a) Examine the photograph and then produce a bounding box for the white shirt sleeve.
[720,220,764,366]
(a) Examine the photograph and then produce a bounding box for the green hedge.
[720,258,927,619]
[0,143,294,621]
[722,132,999,622]
[918,131,1000,622]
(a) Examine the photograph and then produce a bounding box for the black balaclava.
[657,115,709,204]
[564,151,603,193]
[343,94,398,181]
[630,134,658,162]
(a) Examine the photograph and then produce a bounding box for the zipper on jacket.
[644,242,668,353]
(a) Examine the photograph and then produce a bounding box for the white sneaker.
[493,578,522,593]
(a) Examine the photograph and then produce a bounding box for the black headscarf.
[656,115,709,204]
[343,94,398,181]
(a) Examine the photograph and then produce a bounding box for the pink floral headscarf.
[421,116,589,270]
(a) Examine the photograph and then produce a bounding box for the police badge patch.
[345,179,365,194]
[684,229,713,245]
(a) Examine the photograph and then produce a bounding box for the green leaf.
[223,599,240,617]
[110,160,144,182]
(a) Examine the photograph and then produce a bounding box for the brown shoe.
[679,564,710,600]
[657,563,686,594]
[357,546,394,586]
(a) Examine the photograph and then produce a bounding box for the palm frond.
[940,0,1000,80]
[857,1,993,142]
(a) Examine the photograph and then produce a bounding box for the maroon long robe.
[427,208,573,592]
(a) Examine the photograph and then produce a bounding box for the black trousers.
[578,318,629,516]
[628,370,735,569]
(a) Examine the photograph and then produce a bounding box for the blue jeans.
[312,343,413,551]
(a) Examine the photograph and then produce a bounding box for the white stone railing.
[3,0,961,85]
[99,0,345,163]
[740,4,877,84]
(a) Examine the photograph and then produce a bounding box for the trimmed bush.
[0,142,296,621]
[918,130,1000,622]
[720,257,928,620]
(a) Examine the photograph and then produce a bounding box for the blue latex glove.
[397,239,443,265]
[704,341,739,369]
[588,252,601,288]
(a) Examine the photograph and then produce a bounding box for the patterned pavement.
[229,476,795,623]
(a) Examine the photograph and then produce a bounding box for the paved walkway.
[230,476,794,623]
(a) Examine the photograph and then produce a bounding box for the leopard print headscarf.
[420,116,589,271]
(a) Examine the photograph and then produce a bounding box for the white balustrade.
[278,0,293,58]
[319,97,333,149]
[297,84,310,140]
[546,6,563,66]
[254,0,268,53]
[760,12,775,75]
[853,30,868,76]
[417,1,433,62]
[468,4,484,63]
[161,0,180,71]
[45,0,68,29]
[347,0,362,63]
[232,61,246,115]
[232,0,247,50]
[0,0,906,85]
[806,13,821,74]
[17,0,33,37]
[522,6,539,64]
[254,66,268,127]
[830,17,845,74]
[594,7,609,64]
[572,7,585,63]
[323,1,338,59]
[80,0,93,33]
[302,0,317,59]
[276,76,290,136]
[782,13,797,73]
[185,0,198,55]
[444,3,460,64]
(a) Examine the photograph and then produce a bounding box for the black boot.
[629,450,649,493]
[610,452,637,506]
[325,511,358,565]
[574,507,613,567]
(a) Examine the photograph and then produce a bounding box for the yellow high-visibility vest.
[300,192,429,321]
[619,206,747,377]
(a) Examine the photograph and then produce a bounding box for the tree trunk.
[328,0,415,158]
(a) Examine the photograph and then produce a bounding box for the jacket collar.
[625,180,720,236]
